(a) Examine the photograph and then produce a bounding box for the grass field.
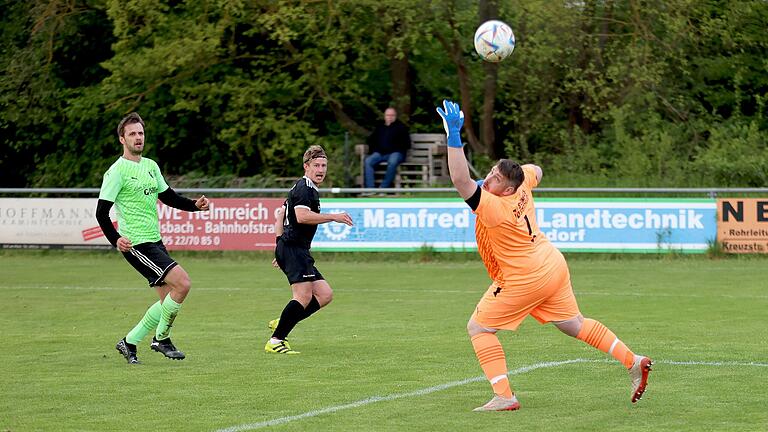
[1,251,767,431]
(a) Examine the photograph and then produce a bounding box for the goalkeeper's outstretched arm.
[436,99,478,200]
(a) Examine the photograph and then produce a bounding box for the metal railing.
[2,187,768,197]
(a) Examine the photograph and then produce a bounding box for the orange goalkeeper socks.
[576,318,635,369]
[471,332,513,398]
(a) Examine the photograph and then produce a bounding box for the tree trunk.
[479,0,499,158]
[435,32,484,155]
[455,58,483,154]
[390,52,411,121]
[320,88,370,137]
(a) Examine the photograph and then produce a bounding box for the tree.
[2,0,766,187]
[0,0,114,187]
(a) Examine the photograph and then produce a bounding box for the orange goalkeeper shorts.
[470,263,580,331]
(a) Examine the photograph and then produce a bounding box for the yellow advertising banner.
[717,198,768,253]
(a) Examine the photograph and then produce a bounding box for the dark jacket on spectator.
[366,120,411,155]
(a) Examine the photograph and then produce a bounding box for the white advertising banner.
[0,198,112,248]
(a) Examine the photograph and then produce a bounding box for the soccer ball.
[473,20,516,63]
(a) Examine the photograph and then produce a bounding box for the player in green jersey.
[96,112,210,364]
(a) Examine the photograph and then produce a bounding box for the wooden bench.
[355,133,448,187]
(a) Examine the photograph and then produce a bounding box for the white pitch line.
[213,359,585,432]
[212,358,768,432]
[660,360,768,367]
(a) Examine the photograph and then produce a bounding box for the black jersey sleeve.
[465,185,482,211]
[96,199,120,247]
[158,188,199,212]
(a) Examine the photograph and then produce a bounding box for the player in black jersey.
[266,145,353,354]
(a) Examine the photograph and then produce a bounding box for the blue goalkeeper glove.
[436,99,464,148]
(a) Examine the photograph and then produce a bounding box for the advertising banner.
[312,200,476,251]
[158,198,284,250]
[0,198,284,250]
[535,199,716,252]
[716,198,768,253]
[313,198,717,253]
[1,197,717,253]
[0,198,111,249]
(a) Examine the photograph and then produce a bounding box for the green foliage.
[2,0,767,187]
[467,152,495,179]
[692,120,768,186]
[602,103,693,187]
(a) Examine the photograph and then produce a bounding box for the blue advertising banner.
[312,198,717,253]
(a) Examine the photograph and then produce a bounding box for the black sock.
[301,296,321,320]
[272,300,305,340]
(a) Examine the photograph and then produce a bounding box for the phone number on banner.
[162,235,221,247]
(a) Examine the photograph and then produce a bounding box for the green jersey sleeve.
[98,167,123,202]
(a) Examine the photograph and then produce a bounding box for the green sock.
[125,301,162,345]
[156,294,182,340]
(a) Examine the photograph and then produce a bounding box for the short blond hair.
[303,145,327,164]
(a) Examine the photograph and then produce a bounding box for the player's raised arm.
[436,100,477,200]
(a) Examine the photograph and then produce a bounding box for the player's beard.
[129,143,143,156]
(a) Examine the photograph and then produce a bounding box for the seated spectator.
[364,107,411,189]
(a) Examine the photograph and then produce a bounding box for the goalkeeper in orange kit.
[436,100,652,412]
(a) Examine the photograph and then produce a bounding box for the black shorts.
[122,240,178,287]
[275,239,324,285]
